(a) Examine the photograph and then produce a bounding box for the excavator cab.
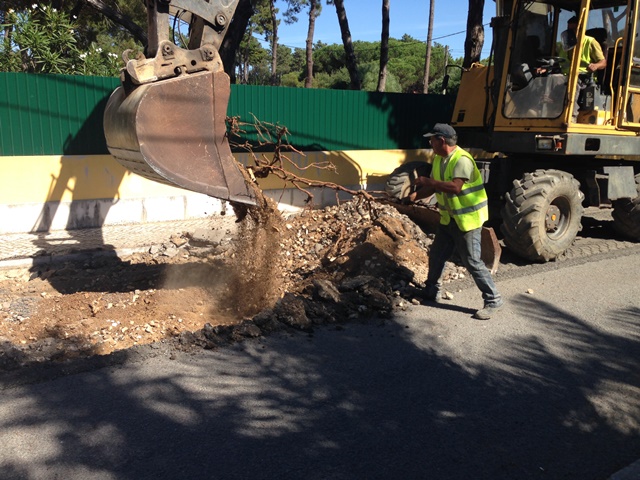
[450,0,640,262]
[500,3,620,126]
[453,0,640,150]
[103,0,256,206]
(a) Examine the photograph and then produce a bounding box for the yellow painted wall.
[2,149,436,204]
[5,155,179,204]
[236,149,434,191]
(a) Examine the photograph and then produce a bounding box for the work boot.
[421,285,442,304]
[473,302,503,320]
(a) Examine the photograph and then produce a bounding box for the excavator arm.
[103,0,256,205]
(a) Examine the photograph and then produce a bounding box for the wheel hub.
[545,205,561,231]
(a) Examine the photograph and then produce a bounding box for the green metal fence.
[0,72,454,156]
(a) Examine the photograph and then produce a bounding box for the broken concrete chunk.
[170,235,188,248]
[274,293,311,330]
[161,245,179,257]
[312,279,341,303]
[233,321,262,338]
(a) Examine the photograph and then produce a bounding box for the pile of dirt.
[0,198,468,371]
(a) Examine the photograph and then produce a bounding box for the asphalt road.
[0,248,639,480]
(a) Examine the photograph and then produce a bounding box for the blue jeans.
[425,222,502,307]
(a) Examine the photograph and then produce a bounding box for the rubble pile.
[0,198,469,370]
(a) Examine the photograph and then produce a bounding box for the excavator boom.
[103,0,256,206]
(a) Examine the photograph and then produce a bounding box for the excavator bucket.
[103,70,256,205]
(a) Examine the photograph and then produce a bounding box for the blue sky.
[274,0,496,60]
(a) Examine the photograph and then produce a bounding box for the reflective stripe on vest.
[432,147,489,232]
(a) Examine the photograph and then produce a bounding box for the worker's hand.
[411,177,437,200]
[587,60,606,72]
[414,176,435,188]
[401,193,416,205]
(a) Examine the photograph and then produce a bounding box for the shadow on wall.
[31,94,126,259]
[234,144,364,205]
[242,147,434,205]
[235,145,438,207]
[365,149,433,194]
[366,90,455,168]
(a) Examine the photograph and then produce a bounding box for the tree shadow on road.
[0,295,639,480]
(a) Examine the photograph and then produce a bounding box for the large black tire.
[612,174,640,240]
[385,161,432,202]
[501,169,584,262]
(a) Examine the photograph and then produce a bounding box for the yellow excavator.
[103,0,256,207]
[448,0,640,261]
[104,0,639,264]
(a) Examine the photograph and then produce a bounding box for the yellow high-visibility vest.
[432,147,489,232]
[578,36,604,73]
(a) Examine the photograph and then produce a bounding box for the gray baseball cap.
[423,123,457,138]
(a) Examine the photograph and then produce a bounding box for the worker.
[561,15,607,120]
[411,124,503,320]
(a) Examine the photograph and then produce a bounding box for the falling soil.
[0,198,471,371]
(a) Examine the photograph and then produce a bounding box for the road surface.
[0,248,639,480]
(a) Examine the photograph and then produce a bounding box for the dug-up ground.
[0,198,473,372]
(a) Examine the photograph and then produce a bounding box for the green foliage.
[360,62,402,93]
[0,1,462,94]
[303,36,454,92]
[312,42,347,75]
[247,66,272,84]
[311,71,333,89]
[280,71,302,87]
[252,0,279,44]
[275,43,295,75]
[234,31,462,92]
[281,0,308,25]
[312,67,350,89]
[2,6,78,73]
[289,47,306,73]
[429,64,463,96]
[236,30,271,84]
[0,35,21,72]
[1,4,123,76]
[76,44,122,77]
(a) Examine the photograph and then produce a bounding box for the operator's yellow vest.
[578,36,598,73]
[559,36,602,74]
[432,147,489,232]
